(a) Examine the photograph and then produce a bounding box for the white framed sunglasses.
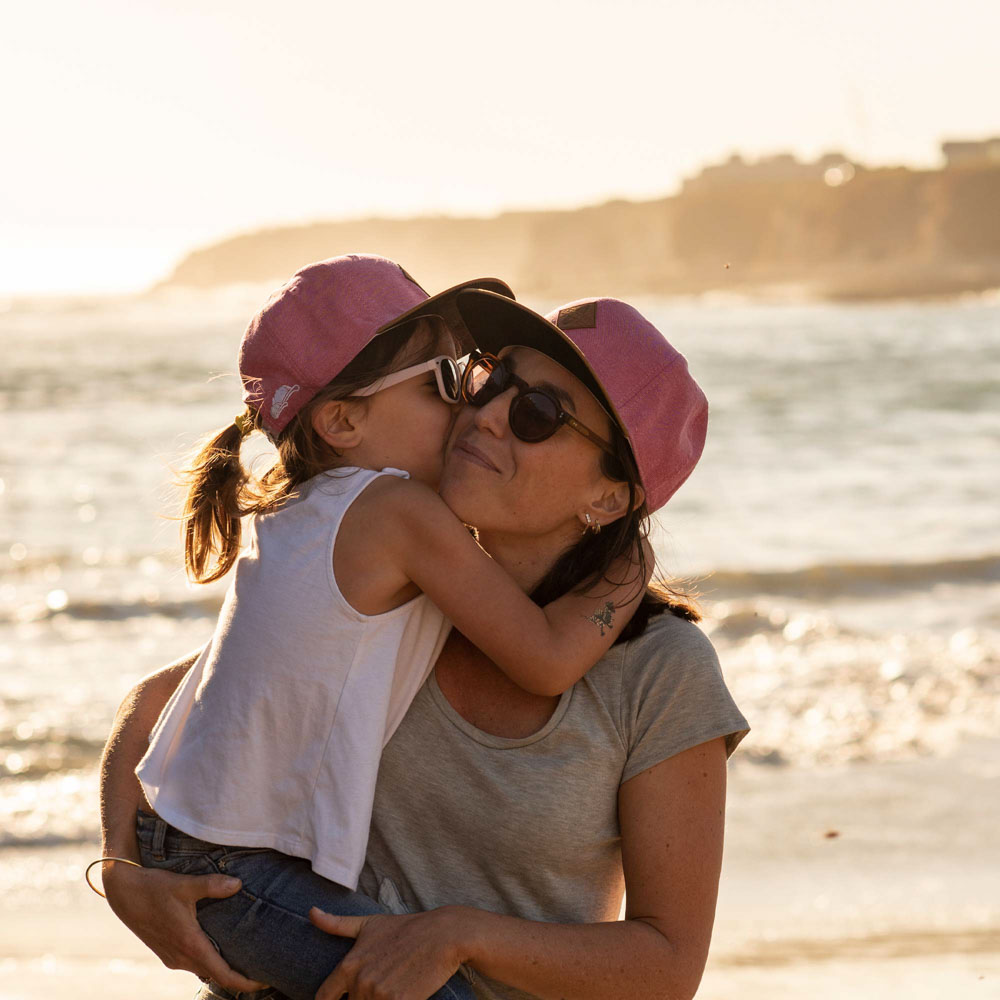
[353,355,463,403]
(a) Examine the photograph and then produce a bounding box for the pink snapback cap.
[239,254,514,438]
[454,292,708,512]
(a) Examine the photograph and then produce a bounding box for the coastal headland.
[160,143,1000,302]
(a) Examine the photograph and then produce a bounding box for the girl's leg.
[137,811,474,1000]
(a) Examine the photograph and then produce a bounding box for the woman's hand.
[98,653,263,992]
[309,905,469,1000]
[103,860,267,993]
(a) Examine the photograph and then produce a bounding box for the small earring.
[584,513,602,535]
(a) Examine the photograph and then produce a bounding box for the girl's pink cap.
[455,292,708,512]
[239,254,513,438]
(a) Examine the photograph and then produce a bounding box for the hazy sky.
[4,0,998,294]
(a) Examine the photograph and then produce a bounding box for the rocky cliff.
[160,164,1000,301]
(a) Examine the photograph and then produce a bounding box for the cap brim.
[455,289,632,448]
[379,277,515,355]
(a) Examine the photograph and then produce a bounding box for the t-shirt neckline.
[427,669,575,749]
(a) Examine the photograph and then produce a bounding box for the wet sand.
[703,737,1000,997]
[2,739,998,999]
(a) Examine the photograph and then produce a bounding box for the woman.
[99,286,748,1000]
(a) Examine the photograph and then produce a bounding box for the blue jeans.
[136,810,475,1000]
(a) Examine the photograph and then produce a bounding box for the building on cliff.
[682,151,858,191]
[942,137,1000,168]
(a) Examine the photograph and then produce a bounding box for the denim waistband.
[136,809,226,860]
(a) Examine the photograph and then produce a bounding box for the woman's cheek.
[446,405,475,444]
[512,447,592,523]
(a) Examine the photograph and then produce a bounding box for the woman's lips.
[453,439,501,473]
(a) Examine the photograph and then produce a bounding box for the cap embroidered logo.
[271,384,300,420]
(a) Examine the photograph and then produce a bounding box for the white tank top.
[137,468,450,889]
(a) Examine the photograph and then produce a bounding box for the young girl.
[133,254,650,998]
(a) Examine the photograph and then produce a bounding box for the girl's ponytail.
[178,315,447,585]
[181,414,253,584]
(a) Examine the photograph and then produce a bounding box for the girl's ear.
[311,398,366,451]
[579,480,645,532]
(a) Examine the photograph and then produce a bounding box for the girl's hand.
[309,906,469,1000]
[102,861,267,993]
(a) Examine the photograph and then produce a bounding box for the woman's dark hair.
[528,419,701,640]
[180,318,445,584]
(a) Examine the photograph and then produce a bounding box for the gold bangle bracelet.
[84,856,144,898]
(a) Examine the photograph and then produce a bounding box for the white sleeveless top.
[137,468,451,889]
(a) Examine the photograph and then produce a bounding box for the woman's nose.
[471,388,516,437]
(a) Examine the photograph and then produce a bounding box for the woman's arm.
[311,736,728,1000]
[98,650,265,994]
[99,653,193,861]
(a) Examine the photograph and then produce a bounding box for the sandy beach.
[706,738,1000,999]
[3,738,997,1000]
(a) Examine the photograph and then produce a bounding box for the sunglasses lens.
[510,391,560,442]
[439,358,460,401]
[465,358,504,405]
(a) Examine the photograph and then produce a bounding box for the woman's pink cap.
[239,254,513,438]
[455,290,708,512]
[547,298,708,512]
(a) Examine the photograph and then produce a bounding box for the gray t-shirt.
[358,612,749,1000]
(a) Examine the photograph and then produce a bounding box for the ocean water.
[1,288,998,857]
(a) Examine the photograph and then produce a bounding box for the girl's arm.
[98,651,266,994]
[311,736,728,1000]
[351,478,653,697]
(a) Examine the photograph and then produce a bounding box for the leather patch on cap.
[555,301,597,331]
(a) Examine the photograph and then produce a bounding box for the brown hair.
[528,420,701,638]
[181,318,444,584]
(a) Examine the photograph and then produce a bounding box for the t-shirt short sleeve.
[618,614,749,785]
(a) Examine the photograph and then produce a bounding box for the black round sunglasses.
[461,353,616,456]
